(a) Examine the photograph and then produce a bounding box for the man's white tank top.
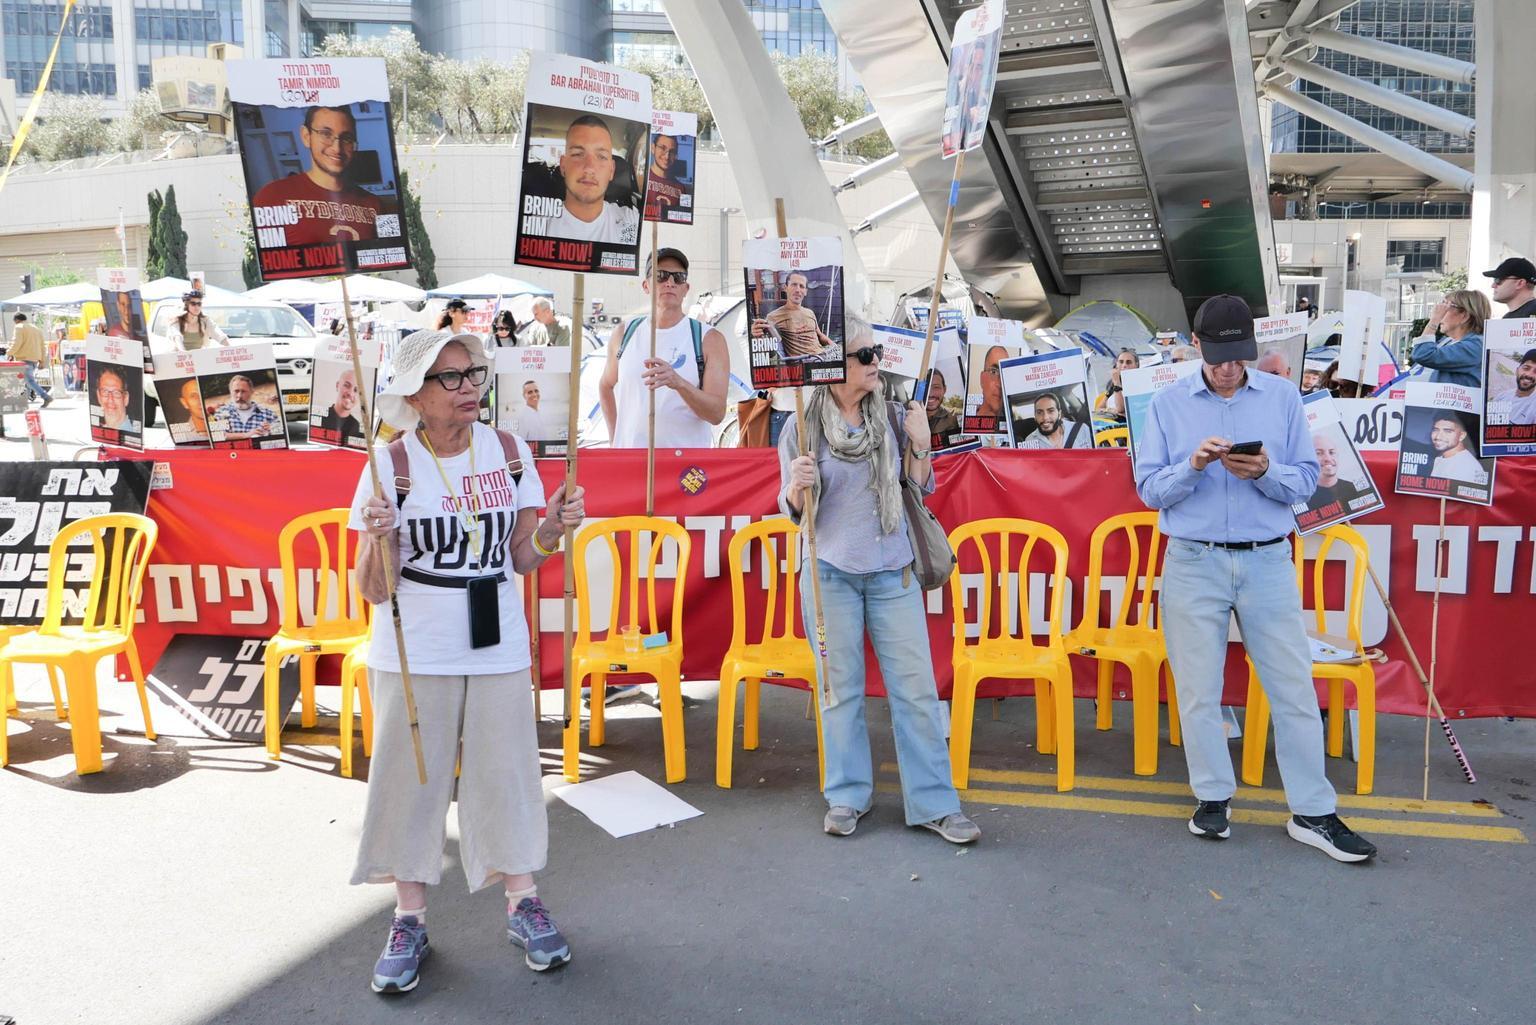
[612,316,714,449]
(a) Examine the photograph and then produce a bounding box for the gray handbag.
[885,403,958,590]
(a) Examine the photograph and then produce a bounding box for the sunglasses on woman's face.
[424,365,490,391]
[851,344,885,366]
[495,325,511,332]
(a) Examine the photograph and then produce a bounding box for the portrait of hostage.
[1308,428,1366,508]
[1495,348,1536,425]
[249,104,395,246]
[1427,409,1488,485]
[211,372,284,441]
[751,272,833,359]
[1014,390,1091,449]
[520,113,641,246]
[315,366,365,445]
[104,290,143,340]
[514,380,551,441]
[94,366,140,433]
[169,376,210,441]
[926,369,961,436]
[971,344,1009,425]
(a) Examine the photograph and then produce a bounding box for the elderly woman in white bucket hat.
[350,329,585,994]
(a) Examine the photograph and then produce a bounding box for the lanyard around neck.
[420,428,483,566]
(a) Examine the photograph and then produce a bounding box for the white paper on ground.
[552,770,704,838]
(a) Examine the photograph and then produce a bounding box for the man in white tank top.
[599,247,730,449]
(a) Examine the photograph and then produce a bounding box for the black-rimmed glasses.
[424,365,490,391]
[852,344,885,366]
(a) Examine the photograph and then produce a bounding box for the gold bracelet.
[531,529,560,557]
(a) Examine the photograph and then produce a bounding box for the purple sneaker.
[507,897,571,971]
[371,914,429,993]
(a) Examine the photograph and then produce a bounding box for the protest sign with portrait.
[963,316,1025,435]
[229,57,410,280]
[643,110,697,226]
[151,350,212,448]
[940,0,1003,158]
[194,342,290,451]
[999,349,1093,450]
[1123,358,1201,473]
[495,347,570,457]
[98,267,150,371]
[1481,318,1536,457]
[1252,310,1309,386]
[743,235,846,389]
[87,334,145,450]
[1292,391,1384,534]
[307,334,379,450]
[514,53,652,276]
[1395,380,1495,506]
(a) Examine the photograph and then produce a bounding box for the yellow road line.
[880,762,1503,819]
[874,783,1527,844]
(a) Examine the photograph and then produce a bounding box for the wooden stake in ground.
[340,274,426,784]
[913,150,965,401]
[1364,560,1474,783]
[529,573,542,720]
[561,273,586,782]
[774,198,832,705]
[646,220,660,516]
[1423,496,1448,800]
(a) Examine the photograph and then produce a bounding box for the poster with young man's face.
[514,54,652,275]
[940,0,1003,159]
[495,347,570,457]
[307,335,379,451]
[1292,391,1384,534]
[743,236,846,389]
[1123,358,1201,475]
[1395,381,1495,506]
[1481,319,1536,456]
[193,342,290,451]
[999,349,1093,450]
[86,334,145,450]
[229,58,410,280]
[98,267,150,371]
[1251,311,1309,387]
[151,351,212,448]
[643,109,697,226]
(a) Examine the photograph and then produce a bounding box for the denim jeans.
[1160,538,1336,816]
[20,360,49,401]
[768,408,792,448]
[801,560,961,824]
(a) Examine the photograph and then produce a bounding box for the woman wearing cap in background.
[436,298,471,333]
[1409,289,1490,388]
[165,292,228,351]
[778,313,980,846]
[351,329,586,994]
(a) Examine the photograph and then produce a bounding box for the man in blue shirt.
[1136,295,1376,863]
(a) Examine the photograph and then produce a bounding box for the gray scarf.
[804,386,903,536]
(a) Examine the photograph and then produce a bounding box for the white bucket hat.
[377,329,493,430]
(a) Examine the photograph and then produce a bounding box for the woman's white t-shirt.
[611,316,715,449]
[349,422,545,674]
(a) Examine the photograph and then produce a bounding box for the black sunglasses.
[495,324,512,332]
[424,365,489,391]
[652,269,688,284]
[852,344,885,366]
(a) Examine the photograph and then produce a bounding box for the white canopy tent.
[425,273,553,299]
[0,281,101,309]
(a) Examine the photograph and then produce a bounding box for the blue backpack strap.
[617,317,707,386]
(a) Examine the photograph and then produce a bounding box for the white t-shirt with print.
[523,201,639,246]
[349,422,545,674]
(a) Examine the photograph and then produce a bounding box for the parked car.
[146,297,324,424]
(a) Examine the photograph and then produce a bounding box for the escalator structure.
[819,0,1278,325]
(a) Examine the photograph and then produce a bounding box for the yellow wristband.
[531,529,560,557]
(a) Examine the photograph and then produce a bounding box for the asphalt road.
[4,662,1532,1025]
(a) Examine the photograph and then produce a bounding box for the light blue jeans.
[20,360,49,401]
[801,561,961,825]
[1161,538,1337,816]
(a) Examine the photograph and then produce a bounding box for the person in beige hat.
[350,329,586,993]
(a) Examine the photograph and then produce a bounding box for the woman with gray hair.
[777,315,979,844]
[351,329,585,993]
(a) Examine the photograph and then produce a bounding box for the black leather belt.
[1185,537,1289,551]
[400,567,507,588]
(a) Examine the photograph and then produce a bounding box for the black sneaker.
[1287,813,1377,863]
[1188,799,1231,840]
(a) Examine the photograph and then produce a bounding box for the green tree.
[146,189,166,278]
[771,51,892,159]
[158,185,189,278]
[23,94,109,162]
[24,257,85,288]
[113,88,168,152]
[620,57,715,138]
[1432,267,1468,294]
[241,230,262,289]
[399,170,437,290]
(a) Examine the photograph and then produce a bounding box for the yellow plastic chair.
[1065,511,1181,776]
[1094,426,1129,448]
[948,518,1076,791]
[1,625,66,720]
[0,513,158,774]
[715,519,823,789]
[565,517,693,783]
[336,620,375,779]
[264,509,370,763]
[1240,525,1377,795]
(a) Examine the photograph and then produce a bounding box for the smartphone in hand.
[1227,440,1263,456]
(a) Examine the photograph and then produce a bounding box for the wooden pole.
[1423,496,1448,800]
[1363,560,1474,783]
[913,150,965,400]
[562,272,586,782]
[529,572,542,720]
[646,221,660,516]
[341,274,426,785]
[775,198,831,705]
[1355,314,1374,397]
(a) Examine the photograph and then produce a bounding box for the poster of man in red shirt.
[229,58,411,281]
